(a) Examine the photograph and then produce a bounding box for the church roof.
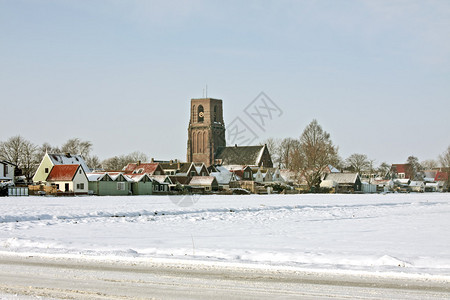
[215,145,266,166]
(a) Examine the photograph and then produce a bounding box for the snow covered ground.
[1,193,449,278]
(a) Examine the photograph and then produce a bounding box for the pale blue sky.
[1,0,449,165]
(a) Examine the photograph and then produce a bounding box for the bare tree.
[377,162,391,179]
[295,120,339,191]
[278,138,300,170]
[0,136,38,182]
[438,146,450,191]
[101,151,149,171]
[406,155,423,180]
[61,138,92,158]
[345,153,370,174]
[86,155,102,170]
[127,151,148,163]
[421,159,438,170]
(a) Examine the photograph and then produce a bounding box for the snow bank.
[0,193,449,277]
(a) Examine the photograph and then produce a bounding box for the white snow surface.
[1,193,449,277]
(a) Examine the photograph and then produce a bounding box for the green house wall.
[131,182,153,195]
[88,181,131,196]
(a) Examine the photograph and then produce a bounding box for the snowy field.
[1,193,449,278]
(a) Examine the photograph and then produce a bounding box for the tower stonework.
[187,98,225,166]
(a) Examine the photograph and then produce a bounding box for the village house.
[0,160,15,184]
[127,174,154,195]
[321,173,362,193]
[210,166,237,190]
[33,153,91,183]
[189,176,219,192]
[46,164,89,195]
[87,172,132,196]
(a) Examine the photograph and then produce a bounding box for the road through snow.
[0,255,449,299]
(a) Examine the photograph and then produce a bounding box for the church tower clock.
[187,98,225,166]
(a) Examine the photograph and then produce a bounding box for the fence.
[8,187,29,196]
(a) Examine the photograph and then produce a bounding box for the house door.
[65,183,69,192]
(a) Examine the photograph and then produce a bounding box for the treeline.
[0,136,148,181]
[263,120,450,188]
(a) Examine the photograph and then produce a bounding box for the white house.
[46,164,88,194]
[0,160,15,183]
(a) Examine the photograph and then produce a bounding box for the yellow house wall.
[33,154,54,183]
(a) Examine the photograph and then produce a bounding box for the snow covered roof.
[409,181,425,187]
[210,171,234,184]
[327,165,340,173]
[86,173,106,182]
[221,165,247,171]
[47,153,91,173]
[47,165,81,181]
[189,176,217,186]
[320,180,338,188]
[125,174,152,182]
[123,163,162,175]
[150,175,171,184]
[215,145,267,166]
[323,173,360,184]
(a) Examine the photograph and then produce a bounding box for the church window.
[214,105,217,122]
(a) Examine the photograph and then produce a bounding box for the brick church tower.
[187,98,226,166]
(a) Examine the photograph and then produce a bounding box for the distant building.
[215,144,273,168]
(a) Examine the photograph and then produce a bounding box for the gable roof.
[47,164,80,181]
[323,173,360,184]
[168,175,191,185]
[125,173,152,182]
[189,176,217,186]
[123,162,162,175]
[215,145,267,166]
[47,153,91,173]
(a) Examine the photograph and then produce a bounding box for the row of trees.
[263,120,450,190]
[0,136,148,182]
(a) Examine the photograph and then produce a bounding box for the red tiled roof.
[47,164,80,181]
[392,164,410,174]
[123,163,162,175]
[435,171,448,181]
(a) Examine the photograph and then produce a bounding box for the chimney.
[177,162,181,170]
[170,160,173,164]
[235,144,237,148]
[137,161,141,166]
[151,158,154,163]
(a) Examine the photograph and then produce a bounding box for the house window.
[76,183,84,190]
[202,172,206,176]
[45,168,49,173]
[155,171,161,175]
[244,171,249,178]
[159,185,164,191]
[190,171,196,177]
[117,182,125,191]
[56,184,60,190]
[153,185,158,191]
[79,169,81,174]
